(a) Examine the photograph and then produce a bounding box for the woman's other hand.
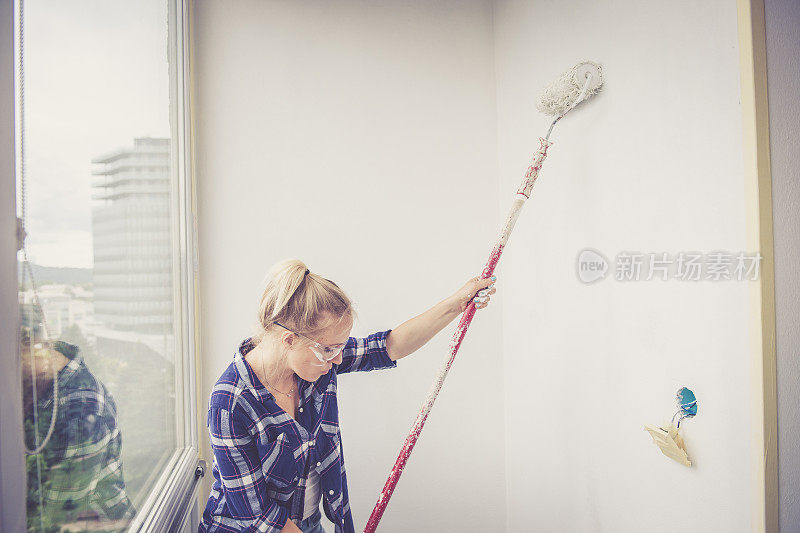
[450,275,497,313]
[280,517,304,533]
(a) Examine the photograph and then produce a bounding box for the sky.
[15,0,170,268]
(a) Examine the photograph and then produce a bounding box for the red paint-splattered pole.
[364,138,553,532]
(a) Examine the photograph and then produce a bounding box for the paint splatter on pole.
[364,138,552,532]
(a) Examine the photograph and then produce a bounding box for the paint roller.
[363,61,605,532]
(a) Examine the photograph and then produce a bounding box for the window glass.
[15,1,179,531]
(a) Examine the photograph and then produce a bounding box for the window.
[11,0,200,531]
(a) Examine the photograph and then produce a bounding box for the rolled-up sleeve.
[208,408,290,533]
[334,329,397,375]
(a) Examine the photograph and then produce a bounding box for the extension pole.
[364,137,553,532]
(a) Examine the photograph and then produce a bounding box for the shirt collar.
[234,337,270,402]
[38,341,83,408]
[52,341,83,385]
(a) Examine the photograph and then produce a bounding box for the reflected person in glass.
[200,259,496,533]
[21,303,135,532]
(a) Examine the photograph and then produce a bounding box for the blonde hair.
[254,259,356,343]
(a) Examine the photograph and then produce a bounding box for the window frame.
[124,0,204,529]
[1,1,26,530]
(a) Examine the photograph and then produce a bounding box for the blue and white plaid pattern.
[25,342,135,530]
[199,329,397,533]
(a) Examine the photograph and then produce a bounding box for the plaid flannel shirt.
[200,329,397,533]
[25,341,135,532]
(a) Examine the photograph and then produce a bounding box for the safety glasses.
[272,321,345,363]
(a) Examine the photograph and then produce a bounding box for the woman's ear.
[280,330,297,349]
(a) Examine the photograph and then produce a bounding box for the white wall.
[193,1,506,531]
[194,1,794,532]
[493,1,754,531]
[765,0,800,530]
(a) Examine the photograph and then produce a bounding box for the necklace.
[264,376,295,398]
[259,344,296,398]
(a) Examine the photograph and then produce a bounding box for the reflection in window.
[22,304,136,531]
[16,0,178,531]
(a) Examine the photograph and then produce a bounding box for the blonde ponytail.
[254,259,355,342]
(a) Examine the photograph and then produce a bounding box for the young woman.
[199,260,496,533]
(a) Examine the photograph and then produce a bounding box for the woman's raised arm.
[385,276,496,361]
